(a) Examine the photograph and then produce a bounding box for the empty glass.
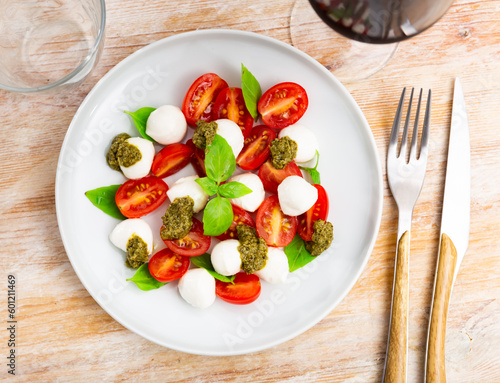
[0,0,106,93]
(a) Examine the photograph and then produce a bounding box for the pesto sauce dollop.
[125,234,149,268]
[305,219,334,256]
[270,136,298,169]
[236,225,268,274]
[160,196,195,240]
[107,133,131,171]
[192,121,218,150]
[106,133,142,170]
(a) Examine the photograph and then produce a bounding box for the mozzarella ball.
[278,124,319,163]
[228,173,265,213]
[120,137,155,179]
[277,175,318,216]
[109,218,153,254]
[166,175,209,213]
[215,119,244,158]
[211,239,242,276]
[146,105,187,145]
[178,268,216,309]
[255,247,289,284]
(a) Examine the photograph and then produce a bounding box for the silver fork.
[382,88,431,383]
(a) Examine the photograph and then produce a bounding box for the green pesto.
[160,196,195,240]
[125,234,149,268]
[192,120,218,150]
[305,219,334,256]
[237,224,268,274]
[106,133,131,171]
[270,136,297,169]
[117,140,142,168]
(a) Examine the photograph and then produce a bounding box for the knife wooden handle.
[384,230,409,383]
[426,233,458,383]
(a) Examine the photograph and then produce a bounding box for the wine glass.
[290,0,454,82]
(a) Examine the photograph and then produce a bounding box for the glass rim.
[0,0,106,94]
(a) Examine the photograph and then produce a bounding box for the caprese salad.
[86,65,334,309]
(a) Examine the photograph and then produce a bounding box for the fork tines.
[389,88,432,162]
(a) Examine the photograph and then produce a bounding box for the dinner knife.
[425,78,470,383]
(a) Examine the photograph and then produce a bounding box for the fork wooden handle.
[384,230,409,383]
[425,233,458,383]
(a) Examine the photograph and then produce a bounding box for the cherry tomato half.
[181,73,228,126]
[257,82,308,129]
[215,204,256,241]
[151,143,193,178]
[148,248,190,283]
[115,175,168,218]
[297,184,329,241]
[186,139,206,177]
[256,195,297,247]
[162,218,211,257]
[212,87,254,138]
[216,272,261,305]
[236,125,276,171]
[258,159,303,194]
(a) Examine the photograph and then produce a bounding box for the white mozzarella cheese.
[228,173,265,213]
[166,175,209,213]
[215,119,244,158]
[109,218,154,254]
[277,175,318,216]
[211,239,242,276]
[255,247,289,284]
[120,137,155,179]
[278,124,319,163]
[178,268,216,309]
[146,105,187,145]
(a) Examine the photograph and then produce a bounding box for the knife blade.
[425,77,470,383]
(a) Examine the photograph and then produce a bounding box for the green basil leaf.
[285,234,316,272]
[299,151,321,185]
[301,168,321,184]
[190,253,235,284]
[241,64,262,120]
[124,107,156,142]
[205,135,236,184]
[85,185,126,220]
[126,263,167,291]
[195,177,218,196]
[218,181,252,199]
[202,196,233,236]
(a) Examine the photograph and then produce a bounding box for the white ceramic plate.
[55,29,383,356]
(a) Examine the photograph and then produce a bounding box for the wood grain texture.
[426,233,458,383]
[1,0,500,382]
[384,231,409,383]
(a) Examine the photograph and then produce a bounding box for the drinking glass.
[291,0,454,82]
[0,0,106,93]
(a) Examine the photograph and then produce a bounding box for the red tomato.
[257,82,308,129]
[256,195,298,247]
[236,125,276,171]
[151,143,193,178]
[162,218,211,257]
[212,87,254,138]
[186,139,206,177]
[115,176,168,218]
[216,272,261,305]
[148,248,190,283]
[258,159,303,194]
[181,73,228,126]
[297,184,329,241]
[215,204,256,241]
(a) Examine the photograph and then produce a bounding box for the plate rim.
[55,28,383,356]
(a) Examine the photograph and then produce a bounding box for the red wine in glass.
[309,0,454,43]
[290,0,453,81]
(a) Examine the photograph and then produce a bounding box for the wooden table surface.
[1,0,499,381]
